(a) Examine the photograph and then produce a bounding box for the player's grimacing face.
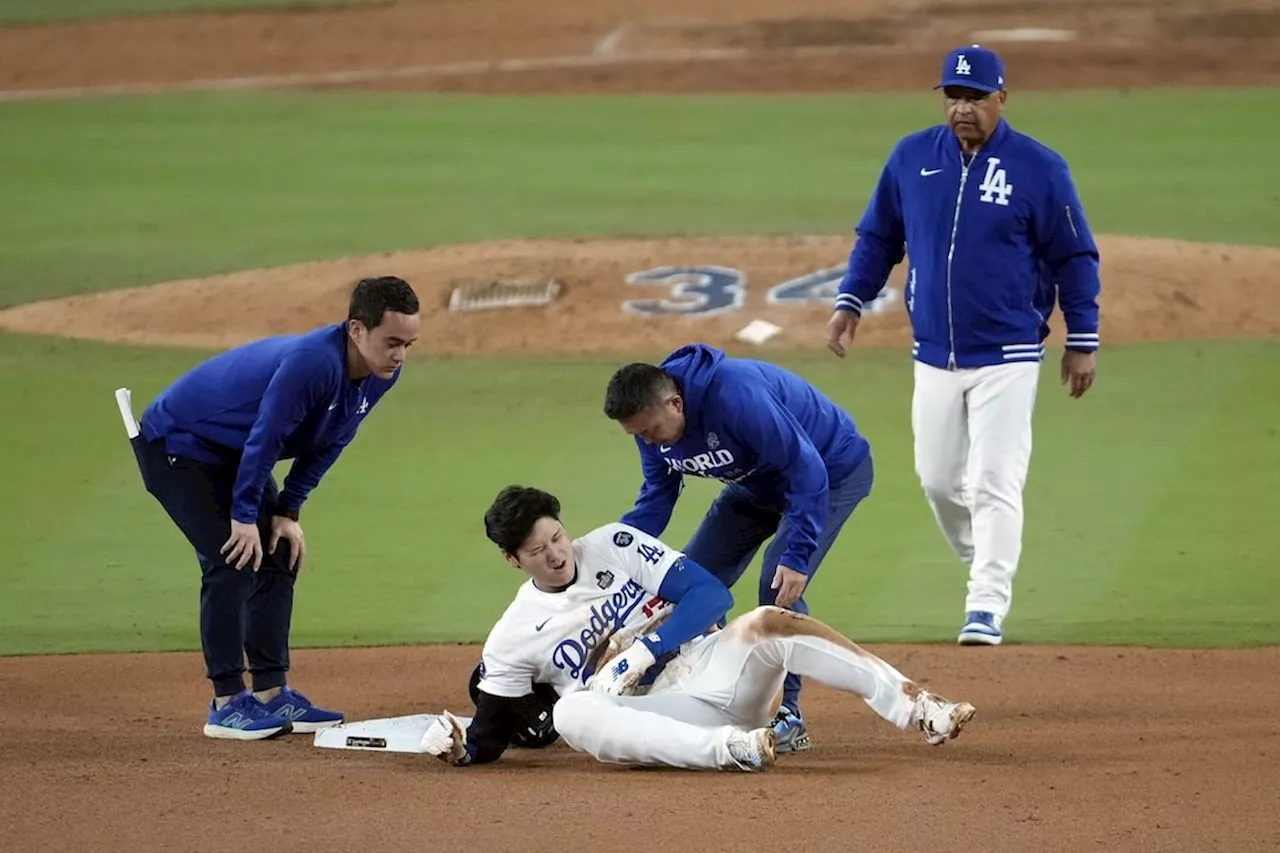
[507,517,575,589]
[617,395,686,446]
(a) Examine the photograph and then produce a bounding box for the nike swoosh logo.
[659,445,671,453]
[536,618,552,631]
[921,168,943,176]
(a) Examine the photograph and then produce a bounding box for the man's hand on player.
[1061,350,1096,398]
[587,640,656,696]
[771,564,809,608]
[419,710,469,765]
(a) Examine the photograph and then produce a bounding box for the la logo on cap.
[955,54,972,75]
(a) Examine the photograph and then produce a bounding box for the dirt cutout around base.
[4,644,1279,853]
[3,234,1278,354]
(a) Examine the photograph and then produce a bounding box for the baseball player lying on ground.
[419,485,977,771]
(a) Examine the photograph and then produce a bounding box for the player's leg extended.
[912,362,976,567]
[683,483,781,605]
[756,453,875,748]
[693,606,976,744]
[961,361,1040,636]
[553,689,772,771]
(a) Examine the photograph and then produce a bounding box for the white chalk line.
[0,43,891,103]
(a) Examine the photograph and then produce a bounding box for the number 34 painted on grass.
[621,265,899,317]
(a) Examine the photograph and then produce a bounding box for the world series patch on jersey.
[476,523,682,699]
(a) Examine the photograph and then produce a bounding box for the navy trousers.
[683,453,875,711]
[132,435,296,697]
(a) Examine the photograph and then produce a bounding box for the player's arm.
[729,386,829,576]
[619,438,682,537]
[1034,159,1101,354]
[587,527,732,694]
[836,141,907,315]
[421,655,534,766]
[231,351,336,524]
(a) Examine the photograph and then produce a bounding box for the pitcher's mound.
[1,234,1277,355]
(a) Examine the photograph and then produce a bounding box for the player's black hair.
[347,276,420,330]
[484,486,562,556]
[603,363,679,420]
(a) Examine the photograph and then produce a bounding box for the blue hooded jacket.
[140,323,400,524]
[620,344,870,575]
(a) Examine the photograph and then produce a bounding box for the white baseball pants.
[911,360,1041,618]
[552,607,918,770]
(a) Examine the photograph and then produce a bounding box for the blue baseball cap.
[934,45,1005,93]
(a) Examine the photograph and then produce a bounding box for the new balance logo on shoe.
[220,712,254,729]
[274,704,308,722]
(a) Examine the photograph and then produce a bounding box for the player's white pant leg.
[552,689,740,770]
[964,361,1040,617]
[682,607,918,729]
[912,362,976,567]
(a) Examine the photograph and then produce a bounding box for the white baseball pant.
[911,360,1041,618]
[552,606,918,770]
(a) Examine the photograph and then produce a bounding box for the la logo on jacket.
[978,158,1014,206]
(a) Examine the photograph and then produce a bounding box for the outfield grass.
[0,0,381,26]
[1,88,1277,654]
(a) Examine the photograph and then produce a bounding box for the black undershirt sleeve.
[460,689,525,765]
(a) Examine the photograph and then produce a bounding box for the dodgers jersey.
[836,118,1102,369]
[476,523,698,699]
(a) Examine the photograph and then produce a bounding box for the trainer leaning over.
[826,45,1102,646]
[130,276,421,740]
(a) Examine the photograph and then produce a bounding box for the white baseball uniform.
[912,361,1040,619]
[476,522,920,770]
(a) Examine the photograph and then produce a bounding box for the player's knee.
[736,605,798,639]
[551,692,599,748]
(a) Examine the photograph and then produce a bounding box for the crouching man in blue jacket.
[131,276,420,740]
[827,45,1102,647]
[603,344,875,754]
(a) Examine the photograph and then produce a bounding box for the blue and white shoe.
[203,691,293,741]
[770,705,812,753]
[259,686,345,733]
[958,611,1003,646]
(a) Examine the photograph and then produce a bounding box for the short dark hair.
[603,363,678,420]
[348,276,420,330]
[484,486,562,555]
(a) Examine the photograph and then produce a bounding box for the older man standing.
[826,45,1102,646]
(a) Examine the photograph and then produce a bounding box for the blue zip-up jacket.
[836,119,1101,368]
[620,344,870,575]
[140,323,400,524]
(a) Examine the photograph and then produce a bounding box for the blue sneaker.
[204,691,293,740]
[258,686,344,733]
[958,611,1003,646]
[770,705,812,754]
